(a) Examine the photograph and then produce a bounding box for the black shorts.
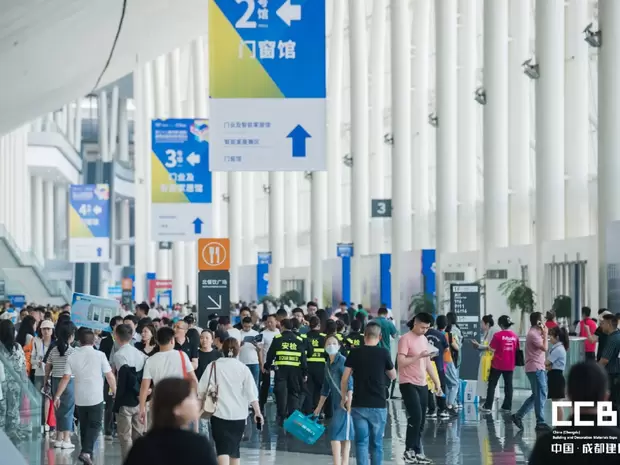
[211,416,246,458]
[547,369,566,400]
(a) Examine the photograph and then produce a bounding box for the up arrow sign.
[287,125,311,158]
[277,0,301,26]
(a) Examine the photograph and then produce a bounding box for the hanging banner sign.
[208,0,327,171]
[68,184,110,263]
[151,119,212,241]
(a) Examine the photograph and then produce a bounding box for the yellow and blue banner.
[151,119,212,241]
[68,184,110,263]
[208,0,326,171]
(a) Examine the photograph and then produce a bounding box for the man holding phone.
[239,317,261,388]
[398,312,442,464]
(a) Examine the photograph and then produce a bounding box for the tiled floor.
[35,398,545,465]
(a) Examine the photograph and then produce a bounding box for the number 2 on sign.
[236,0,257,28]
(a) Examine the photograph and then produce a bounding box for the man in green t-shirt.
[375,307,397,351]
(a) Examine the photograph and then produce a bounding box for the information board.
[449,283,481,381]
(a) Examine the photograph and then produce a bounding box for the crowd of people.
[1,299,620,464]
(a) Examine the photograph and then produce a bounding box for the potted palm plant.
[408,292,436,319]
[498,278,536,334]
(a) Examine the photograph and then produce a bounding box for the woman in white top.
[31,319,55,430]
[198,338,263,465]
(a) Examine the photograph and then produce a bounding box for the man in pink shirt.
[579,306,598,361]
[512,312,549,432]
[398,312,442,464]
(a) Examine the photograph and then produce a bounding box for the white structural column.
[119,200,131,266]
[457,0,478,252]
[369,0,387,255]
[311,170,328,303]
[565,0,590,238]
[435,0,459,305]
[349,0,370,302]
[242,173,256,265]
[284,174,299,267]
[118,98,129,163]
[134,64,148,300]
[109,86,120,160]
[228,172,243,302]
[43,181,55,260]
[391,0,412,323]
[55,184,67,258]
[327,0,345,254]
[169,49,186,302]
[32,176,44,261]
[153,55,170,280]
[482,0,510,257]
[73,99,83,151]
[508,0,531,245]
[598,0,620,307]
[411,0,431,249]
[535,0,566,297]
[67,104,75,149]
[269,172,285,297]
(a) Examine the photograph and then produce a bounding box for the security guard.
[265,318,307,424]
[303,316,326,412]
[345,319,365,353]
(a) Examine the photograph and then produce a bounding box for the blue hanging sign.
[337,243,354,258]
[257,251,272,265]
[151,119,213,241]
[68,184,110,263]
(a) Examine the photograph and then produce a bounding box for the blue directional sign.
[337,243,354,258]
[151,119,213,241]
[208,0,326,171]
[257,251,272,265]
[68,184,110,263]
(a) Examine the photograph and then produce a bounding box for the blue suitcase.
[283,410,325,445]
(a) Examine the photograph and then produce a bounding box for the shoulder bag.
[201,361,219,418]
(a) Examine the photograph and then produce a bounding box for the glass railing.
[0,224,72,302]
[0,346,43,465]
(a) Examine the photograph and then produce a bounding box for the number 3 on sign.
[236,0,257,28]
[165,149,178,168]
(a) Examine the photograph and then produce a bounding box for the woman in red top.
[544,311,558,329]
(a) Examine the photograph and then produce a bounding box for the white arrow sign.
[186,152,201,166]
[207,295,222,310]
[93,205,102,215]
[276,0,301,26]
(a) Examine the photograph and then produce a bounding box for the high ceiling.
[0,0,209,136]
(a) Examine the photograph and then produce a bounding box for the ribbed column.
[391,0,412,324]
[269,172,285,297]
[120,199,131,266]
[43,181,55,260]
[565,0,590,238]
[109,86,120,160]
[457,0,479,252]
[98,92,109,162]
[311,170,327,303]
[327,0,345,254]
[508,0,531,245]
[349,0,370,302]
[229,172,243,303]
[412,0,431,249]
[435,0,459,305]
[168,49,186,302]
[153,55,170,279]
[32,176,44,261]
[535,0,566,297]
[242,173,256,265]
[370,0,387,255]
[598,0,620,307]
[284,173,299,267]
[0,136,7,227]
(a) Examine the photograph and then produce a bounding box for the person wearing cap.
[479,315,519,413]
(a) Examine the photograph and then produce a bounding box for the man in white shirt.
[219,315,242,342]
[239,317,261,388]
[112,324,147,459]
[139,326,198,424]
[54,328,116,465]
[258,314,280,411]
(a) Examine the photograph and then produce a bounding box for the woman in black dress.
[123,378,217,465]
[135,324,159,356]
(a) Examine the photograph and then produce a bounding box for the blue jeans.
[444,362,459,406]
[246,364,260,389]
[516,370,547,424]
[351,407,388,465]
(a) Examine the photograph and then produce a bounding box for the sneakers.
[511,414,524,430]
[403,450,433,464]
[426,411,437,419]
[439,410,450,419]
[479,406,492,413]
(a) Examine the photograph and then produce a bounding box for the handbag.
[179,350,189,379]
[201,362,219,419]
[515,347,525,367]
[481,351,493,382]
